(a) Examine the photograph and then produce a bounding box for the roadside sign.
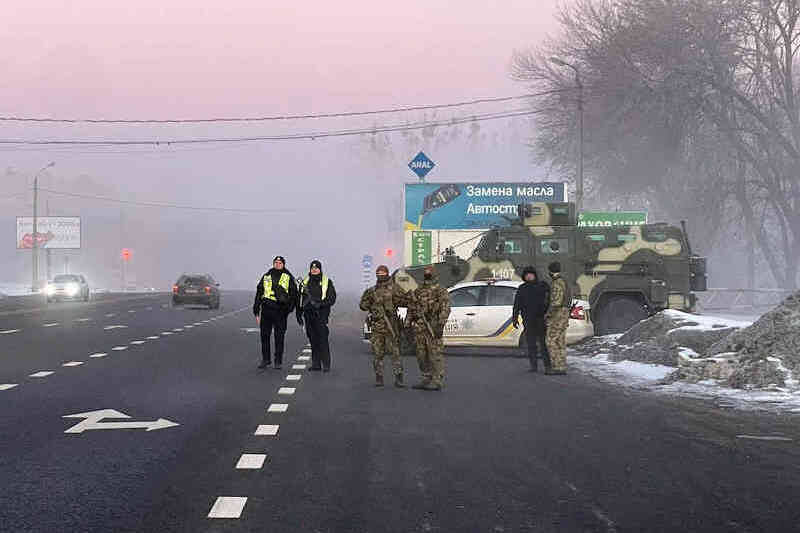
[411,231,432,266]
[361,254,373,291]
[408,152,435,180]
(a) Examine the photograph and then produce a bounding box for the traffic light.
[385,248,393,257]
[121,248,131,261]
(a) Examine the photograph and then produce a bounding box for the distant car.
[363,279,594,352]
[172,274,220,309]
[45,274,90,303]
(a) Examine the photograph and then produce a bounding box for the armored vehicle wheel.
[594,296,648,336]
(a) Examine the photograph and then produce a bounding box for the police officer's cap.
[273,255,286,265]
[548,261,561,273]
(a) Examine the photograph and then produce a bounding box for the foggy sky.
[0,1,561,292]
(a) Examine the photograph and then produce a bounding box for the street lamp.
[32,162,55,292]
[550,57,584,213]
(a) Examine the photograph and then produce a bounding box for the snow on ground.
[662,309,754,331]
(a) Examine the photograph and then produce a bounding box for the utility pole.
[31,162,54,292]
[549,57,584,212]
[46,198,51,281]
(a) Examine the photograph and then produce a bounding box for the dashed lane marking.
[292,364,306,370]
[105,313,116,318]
[208,497,247,519]
[89,353,108,358]
[286,374,301,381]
[104,325,128,330]
[278,387,296,395]
[235,454,267,469]
[0,384,19,391]
[112,346,128,351]
[43,323,59,328]
[130,340,146,345]
[185,325,194,329]
[173,328,183,332]
[302,348,312,354]
[0,329,20,335]
[146,336,159,340]
[737,435,793,441]
[161,332,173,335]
[128,310,136,313]
[62,361,84,367]
[30,371,54,378]
[298,356,311,361]
[75,318,91,322]
[255,425,279,436]
[267,404,288,413]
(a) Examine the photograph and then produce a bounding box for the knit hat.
[310,260,322,271]
[273,256,286,265]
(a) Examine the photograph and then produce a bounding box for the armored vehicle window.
[642,227,669,242]
[586,234,606,242]
[499,238,524,255]
[487,286,516,306]
[449,286,484,307]
[617,234,636,243]
[540,238,569,255]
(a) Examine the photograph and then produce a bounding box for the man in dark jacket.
[297,259,337,372]
[512,266,551,373]
[253,256,298,370]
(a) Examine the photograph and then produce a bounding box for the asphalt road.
[1,290,799,532]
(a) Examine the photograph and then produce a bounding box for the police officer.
[512,266,551,373]
[408,265,450,391]
[253,256,298,370]
[297,259,337,372]
[359,265,409,387]
[545,261,571,375]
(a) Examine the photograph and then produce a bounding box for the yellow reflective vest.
[303,275,329,301]
[262,272,291,302]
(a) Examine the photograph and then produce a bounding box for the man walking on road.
[253,256,298,370]
[359,265,409,388]
[297,260,337,372]
[512,266,551,373]
[544,261,571,375]
[408,265,450,391]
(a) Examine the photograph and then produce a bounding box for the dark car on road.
[172,274,220,309]
[45,274,90,303]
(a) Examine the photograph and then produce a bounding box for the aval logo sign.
[404,182,567,230]
[408,152,435,180]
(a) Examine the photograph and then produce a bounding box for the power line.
[37,187,302,213]
[0,108,542,146]
[0,92,557,124]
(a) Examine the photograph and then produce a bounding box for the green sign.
[578,211,647,228]
[411,231,432,266]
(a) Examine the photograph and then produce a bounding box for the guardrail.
[697,288,796,311]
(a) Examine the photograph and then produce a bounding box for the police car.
[363,279,594,350]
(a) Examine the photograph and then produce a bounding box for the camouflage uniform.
[407,272,451,389]
[545,273,570,373]
[359,278,409,381]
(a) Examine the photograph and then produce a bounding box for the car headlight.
[45,285,56,295]
[66,283,79,296]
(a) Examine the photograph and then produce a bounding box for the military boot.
[423,381,442,391]
[394,373,406,388]
[412,379,431,390]
[375,374,384,387]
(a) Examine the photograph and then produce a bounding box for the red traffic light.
[385,248,393,257]
[121,248,132,261]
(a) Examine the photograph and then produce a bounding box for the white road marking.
[737,435,793,441]
[173,328,183,332]
[89,353,108,358]
[302,348,312,354]
[208,497,247,519]
[0,384,19,391]
[292,364,306,370]
[43,323,59,328]
[63,409,179,433]
[103,325,128,331]
[235,454,267,469]
[278,387,296,395]
[30,371,54,378]
[62,361,84,367]
[146,336,159,340]
[0,329,20,335]
[146,307,153,310]
[202,320,210,323]
[286,374,301,381]
[161,331,173,335]
[128,310,136,313]
[75,318,91,322]
[267,403,288,413]
[298,356,311,361]
[255,424,279,436]
[193,322,202,326]
[241,328,259,333]
[130,340,145,345]
[105,313,116,318]
[112,346,128,351]
[185,325,194,329]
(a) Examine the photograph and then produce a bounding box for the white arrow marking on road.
[63,409,179,433]
[89,353,108,358]
[255,424,279,436]
[112,346,128,351]
[104,325,128,330]
[736,435,793,441]
[292,364,306,370]
[0,384,19,391]
[236,454,266,469]
[286,374,301,381]
[208,496,247,519]
[130,340,145,345]
[1,329,21,335]
[146,336,159,340]
[278,387,295,395]
[62,361,84,367]
[267,403,288,413]
[298,356,310,361]
[43,323,59,328]
[29,371,54,377]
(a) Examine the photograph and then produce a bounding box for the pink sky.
[1,0,560,117]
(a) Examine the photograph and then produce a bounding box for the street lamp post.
[550,57,584,212]
[31,162,55,292]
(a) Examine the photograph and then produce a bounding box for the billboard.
[404,182,567,230]
[577,211,647,227]
[16,217,81,249]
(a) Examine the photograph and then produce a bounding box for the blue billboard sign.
[404,182,567,230]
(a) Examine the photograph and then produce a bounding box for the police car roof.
[449,279,521,291]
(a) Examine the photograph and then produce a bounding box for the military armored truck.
[393,202,707,336]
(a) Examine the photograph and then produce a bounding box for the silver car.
[45,274,90,303]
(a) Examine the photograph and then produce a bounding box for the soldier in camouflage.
[408,265,451,391]
[545,261,570,375]
[359,265,409,387]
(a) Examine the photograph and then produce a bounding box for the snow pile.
[665,292,800,390]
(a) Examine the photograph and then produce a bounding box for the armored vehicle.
[394,202,707,335]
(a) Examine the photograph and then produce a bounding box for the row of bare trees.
[514,0,800,289]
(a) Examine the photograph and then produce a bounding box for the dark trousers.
[260,306,288,364]
[304,310,331,369]
[524,321,550,370]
